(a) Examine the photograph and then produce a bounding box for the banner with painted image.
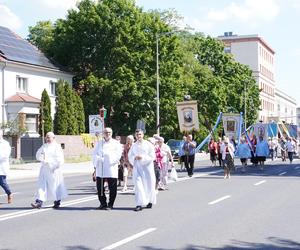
[222,113,241,141]
[176,100,199,132]
[253,123,268,141]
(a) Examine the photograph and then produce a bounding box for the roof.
[6,93,41,103]
[0,25,63,70]
[218,33,275,54]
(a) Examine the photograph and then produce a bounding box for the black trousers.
[184,154,195,176]
[96,177,117,207]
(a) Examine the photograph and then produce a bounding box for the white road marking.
[0,196,97,222]
[254,180,266,186]
[0,192,20,197]
[208,195,231,205]
[279,171,287,176]
[100,228,157,250]
[295,166,300,170]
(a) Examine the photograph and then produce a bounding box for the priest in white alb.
[31,132,67,209]
[128,129,156,211]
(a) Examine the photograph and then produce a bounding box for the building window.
[16,76,28,93]
[25,114,37,133]
[49,81,56,96]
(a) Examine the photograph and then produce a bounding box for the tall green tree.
[27,20,55,56]
[64,84,78,135]
[74,92,86,134]
[39,89,53,136]
[53,80,68,134]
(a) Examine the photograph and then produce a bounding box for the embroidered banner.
[176,100,199,132]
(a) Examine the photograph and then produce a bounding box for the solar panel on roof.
[0,25,62,70]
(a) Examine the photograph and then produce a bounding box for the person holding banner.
[221,137,235,179]
[93,127,123,210]
[182,134,197,177]
[255,135,269,170]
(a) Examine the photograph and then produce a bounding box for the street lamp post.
[156,34,160,135]
[244,80,247,129]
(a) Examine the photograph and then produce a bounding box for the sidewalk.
[7,152,210,181]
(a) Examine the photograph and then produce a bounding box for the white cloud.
[0,4,22,30]
[204,0,280,29]
[38,0,78,10]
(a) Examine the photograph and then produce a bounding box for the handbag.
[170,167,178,181]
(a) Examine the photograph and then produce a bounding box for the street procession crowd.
[0,128,299,211]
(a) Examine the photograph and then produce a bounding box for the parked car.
[166,139,182,160]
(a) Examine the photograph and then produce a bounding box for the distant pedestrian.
[92,127,123,210]
[0,129,12,204]
[31,132,67,209]
[157,136,173,190]
[256,136,269,170]
[208,138,218,167]
[120,135,134,192]
[182,134,197,177]
[216,137,223,167]
[128,129,156,211]
[178,136,187,171]
[221,137,235,179]
[286,137,296,164]
[236,137,251,173]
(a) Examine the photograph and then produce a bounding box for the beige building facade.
[218,32,291,123]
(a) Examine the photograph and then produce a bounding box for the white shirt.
[93,138,123,178]
[0,139,11,176]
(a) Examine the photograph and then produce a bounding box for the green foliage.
[74,92,86,133]
[27,20,55,55]
[39,89,52,136]
[64,84,78,135]
[53,80,68,134]
[28,0,261,141]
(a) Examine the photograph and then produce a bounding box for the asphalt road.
[1,158,300,250]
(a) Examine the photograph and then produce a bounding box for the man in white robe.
[128,129,156,211]
[0,129,12,203]
[31,132,67,209]
[93,127,123,210]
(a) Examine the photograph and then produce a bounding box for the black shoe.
[146,203,152,209]
[97,204,107,210]
[106,205,113,210]
[53,200,61,209]
[134,206,142,212]
[31,202,42,209]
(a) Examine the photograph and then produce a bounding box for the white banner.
[89,115,104,135]
[176,100,199,132]
[222,113,241,140]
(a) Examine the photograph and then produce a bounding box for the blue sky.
[0,0,299,104]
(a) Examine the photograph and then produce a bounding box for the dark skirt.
[256,156,266,162]
[223,154,234,170]
[210,151,217,161]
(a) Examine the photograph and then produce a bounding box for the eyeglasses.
[104,131,111,134]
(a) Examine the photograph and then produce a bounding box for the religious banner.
[89,115,104,135]
[176,100,199,132]
[288,124,298,138]
[253,122,268,141]
[267,122,278,138]
[222,113,241,140]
